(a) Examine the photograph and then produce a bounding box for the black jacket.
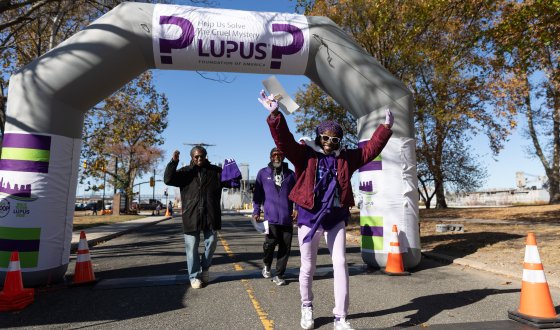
[164,160,222,233]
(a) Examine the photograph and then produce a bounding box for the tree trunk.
[435,189,447,208]
[548,175,560,204]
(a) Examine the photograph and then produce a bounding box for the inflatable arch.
[0,3,420,286]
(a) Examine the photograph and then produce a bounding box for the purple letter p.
[159,16,195,65]
[270,24,304,69]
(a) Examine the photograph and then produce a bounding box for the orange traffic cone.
[72,231,97,285]
[508,232,560,328]
[382,225,410,276]
[0,251,34,312]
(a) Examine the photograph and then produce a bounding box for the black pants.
[263,224,293,277]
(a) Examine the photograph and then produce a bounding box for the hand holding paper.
[384,109,394,129]
[262,76,300,115]
[257,90,279,113]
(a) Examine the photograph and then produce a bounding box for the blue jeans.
[184,229,217,281]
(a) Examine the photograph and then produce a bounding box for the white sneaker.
[272,276,286,286]
[190,278,202,289]
[262,266,271,278]
[333,317,354,330]
[201,271,209,284]
[300,305,314,329]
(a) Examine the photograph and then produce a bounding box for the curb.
[421,250,560,289]
[70,216,172,253]
[346,230,560,289]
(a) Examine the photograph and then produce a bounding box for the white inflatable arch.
[0,3,419,286]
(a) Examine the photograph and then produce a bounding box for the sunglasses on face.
[193,155,205,159]
[271,153,284,158]
[320,134,341,144]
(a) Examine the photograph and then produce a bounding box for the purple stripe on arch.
[2,133,51,150]
[0,159,49,173]
[0,239,40,252]
[359,161,382,172]
[361,225,383,237]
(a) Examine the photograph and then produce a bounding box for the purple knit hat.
[316,120,343,138]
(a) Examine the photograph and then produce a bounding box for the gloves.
[384,109,394,129]
[257,90,279,113]
[221,158,242,188]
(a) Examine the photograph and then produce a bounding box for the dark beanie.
[316,120,343,138]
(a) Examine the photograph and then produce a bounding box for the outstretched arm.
[258,90,306,168]
[348,109,394,172]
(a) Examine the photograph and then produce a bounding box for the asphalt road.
[1,213,559,329]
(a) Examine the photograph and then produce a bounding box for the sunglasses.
[271,152,284,158]
[193,155,205,159]
[320,135,341,144]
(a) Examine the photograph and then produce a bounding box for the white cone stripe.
[524,245,541,263]
[522,269,547,283]
[78,238,89,250]
[389,246,400,254]
[77,254,91,262]
[7,260,21,272]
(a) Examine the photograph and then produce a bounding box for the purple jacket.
[252,163,296,226]
[267,112,392,210]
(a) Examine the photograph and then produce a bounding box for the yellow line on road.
[218,232,274,330]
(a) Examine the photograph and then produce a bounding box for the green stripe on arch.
[0,147,50,162]
[0,227,41,240]
[361,235,383,251]
[360,215,383,227]
[0,251,39,268]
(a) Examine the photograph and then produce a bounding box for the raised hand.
[172,150,180,162]
[384,109,394,129]
[257,90,279,113]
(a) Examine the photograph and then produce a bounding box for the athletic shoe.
[190,278,203,289]
[262,266,272,278]
[201,271,209,284]
[300,305,314,329]
[271,275,286,286]
[333,317,354,330]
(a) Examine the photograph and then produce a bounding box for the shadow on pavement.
[314,288,520,328]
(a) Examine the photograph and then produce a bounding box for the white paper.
[250,216,268,234]
[262,75,300,115]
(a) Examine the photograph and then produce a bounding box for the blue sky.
[81,0,546,198]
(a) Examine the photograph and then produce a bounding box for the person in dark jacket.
[252,147,296,286]
[164,146,223,289]
[258,90,393,330]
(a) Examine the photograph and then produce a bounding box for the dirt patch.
[347,205,560,280]
[72,213,145,230]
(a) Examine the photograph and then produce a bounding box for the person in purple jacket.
[253,147,297,286]
[258,90,393,330]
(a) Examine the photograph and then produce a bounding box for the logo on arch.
[158,16,195,64]
[269,23,305,69]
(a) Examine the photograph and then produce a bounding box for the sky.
[81,0,546,199]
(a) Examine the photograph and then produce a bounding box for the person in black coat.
[164,146,223,289]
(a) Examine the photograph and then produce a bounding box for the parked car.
[84,202,98,211]
[137,199,164,211]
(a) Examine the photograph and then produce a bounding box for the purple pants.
[298,220,349,318]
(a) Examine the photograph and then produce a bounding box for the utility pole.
[113,157,118,194]
[152,168,156,202]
